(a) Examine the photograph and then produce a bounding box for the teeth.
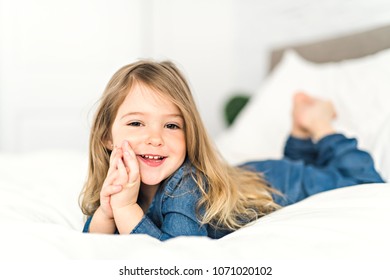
[142,155,164,160]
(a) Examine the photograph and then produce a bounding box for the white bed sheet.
[0,151,389,261]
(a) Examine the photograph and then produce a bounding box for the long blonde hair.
[80,60,280,230]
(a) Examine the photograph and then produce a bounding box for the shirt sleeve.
[131,209,207,241]
[130,177,208,241]
[82,216,92,233]
[283,136,317,165]
[82,215,119,234]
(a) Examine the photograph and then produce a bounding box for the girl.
[80,60,384,240]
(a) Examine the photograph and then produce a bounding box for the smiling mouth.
[138,154,167,167]
[139,154,166,160]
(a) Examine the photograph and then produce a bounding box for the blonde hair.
[80,60,281,230]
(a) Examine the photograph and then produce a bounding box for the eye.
[127,121,143,127]
[165,123,180,130]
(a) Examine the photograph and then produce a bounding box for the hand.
[110,140,141,210]
[90,142,141,234]
[98,146,125,220]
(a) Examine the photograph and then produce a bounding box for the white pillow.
[216,49,390,181]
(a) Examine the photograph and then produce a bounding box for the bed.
[1,25,389,279]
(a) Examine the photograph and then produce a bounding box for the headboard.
[268,24,390,72]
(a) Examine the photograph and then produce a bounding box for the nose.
[146,128,164,147]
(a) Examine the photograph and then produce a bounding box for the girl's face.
[110,82,186,187]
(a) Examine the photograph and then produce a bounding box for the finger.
[107,148,123,174]
[101,184,123,198]
[122,141,140,184]
[109,146,118,166]
[103,169,120,187]
[117,157,129,182]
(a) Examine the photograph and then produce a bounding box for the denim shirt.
[129,161,230,240]
[83,133,384,240]
[83,160,231,240]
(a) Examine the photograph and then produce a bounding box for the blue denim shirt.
[83,160,230,240]
[83,134,384,240]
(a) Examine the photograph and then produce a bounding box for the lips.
[137,154,167,167]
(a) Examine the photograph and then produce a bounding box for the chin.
[139,168,175,187]
[139,175,165,187]
[141,181,161,187]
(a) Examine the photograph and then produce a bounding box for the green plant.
[224,94,250,126]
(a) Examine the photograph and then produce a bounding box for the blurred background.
[1,0,390,153]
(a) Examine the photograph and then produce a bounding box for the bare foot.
[291,92,313,139]
[292,92,337,141]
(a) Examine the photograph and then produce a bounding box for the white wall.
[1,0,390,153]
[232,0,390,93]
[147,0,236,141]
[0,0,147,152]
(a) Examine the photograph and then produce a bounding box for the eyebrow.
[120,112,184,120]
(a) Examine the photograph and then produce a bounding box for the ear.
[105,139,114,151]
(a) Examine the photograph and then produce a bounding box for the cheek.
[111,126,139,146]
[113,134,141,147]
[176,135,187,157]
[126,136,141,150]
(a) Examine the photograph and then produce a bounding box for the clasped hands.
[99,140,141,221]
